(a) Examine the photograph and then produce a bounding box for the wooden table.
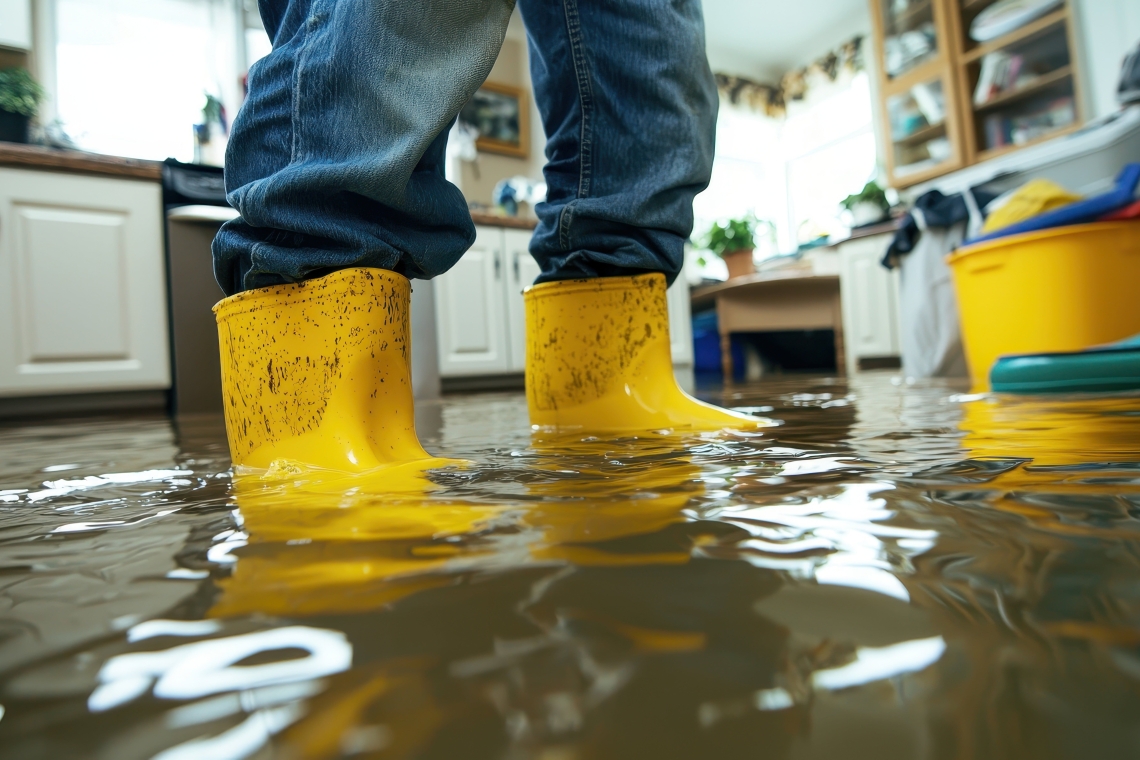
[691,271,845,379]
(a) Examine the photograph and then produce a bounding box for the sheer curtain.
[692,105,787,259]
[783,71,878,244]
[51,0,244,161]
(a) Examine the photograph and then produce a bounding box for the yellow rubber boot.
[525,273,770,432]
[214,267,445,484]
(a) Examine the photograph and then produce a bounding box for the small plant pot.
[722,248,756,279]
[0,110,30,144]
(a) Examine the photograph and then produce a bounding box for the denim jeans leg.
[213,0,515,296]
[517,0,718,286]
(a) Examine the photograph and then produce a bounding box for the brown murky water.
[1,373,1139,759]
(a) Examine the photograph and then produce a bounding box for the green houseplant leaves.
[702,217,757,257]
[0,68,45,118]
[840,180,889,213]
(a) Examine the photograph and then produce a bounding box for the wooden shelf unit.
[961,7,1068,62]
[975,121,1081,161]
[895,120,948,145]
[870,0,965,185]
[974,64,1072,111]
[868,0,1083,188]
[890,0,935,32]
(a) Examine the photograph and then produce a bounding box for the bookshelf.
[868,0,1083,188]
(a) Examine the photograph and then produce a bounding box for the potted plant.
[701,216,759,279]
[0,68,45,144]
[841,180,891,227]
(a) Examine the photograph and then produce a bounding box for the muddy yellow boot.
[525,273,770,432]
[214,267,445,483]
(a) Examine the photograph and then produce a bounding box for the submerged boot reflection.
[211,476,504,618]
[212,432,722,617]
[521,432,717,566]
[481,434,805,757]
[206,432,819,758]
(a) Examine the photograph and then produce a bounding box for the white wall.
[457,9,547,209]
[1074,0,1140,119]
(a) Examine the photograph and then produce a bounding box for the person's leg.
[516,0,767,432]
[214,0,514,296]
[517,0,717,286]
[212,0,513,476]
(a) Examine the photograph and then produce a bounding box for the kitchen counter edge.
[0,143,163,181]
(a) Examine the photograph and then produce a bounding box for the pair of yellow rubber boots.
[214,268,761,477]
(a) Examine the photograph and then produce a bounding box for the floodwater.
[1,373,1139,759]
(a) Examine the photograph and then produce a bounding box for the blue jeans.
[213,0,717,296]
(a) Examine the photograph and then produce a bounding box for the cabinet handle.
[512,251,520,283]
[494,252,501,280]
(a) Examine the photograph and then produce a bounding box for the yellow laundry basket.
[947,220,1140,389]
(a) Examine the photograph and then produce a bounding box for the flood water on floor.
[1,373,1140,759]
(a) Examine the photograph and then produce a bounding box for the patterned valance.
[715,35,865,118]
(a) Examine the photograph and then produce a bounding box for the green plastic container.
[990,334,1140,394]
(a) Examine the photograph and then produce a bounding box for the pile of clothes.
[884,163,1140,380]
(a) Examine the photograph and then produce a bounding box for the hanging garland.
[716,35,865,117]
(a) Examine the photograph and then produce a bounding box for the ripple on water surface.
[0,373,1139,759]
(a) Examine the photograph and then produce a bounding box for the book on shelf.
[911,82,945,125]
[974,52,1028,104]
[983,96,1075,150]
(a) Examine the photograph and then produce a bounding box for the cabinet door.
[434,225,510,376]
[0,168,169,397]
[838,234,899,373]
[882,75,965,187]
[503,228,540,373]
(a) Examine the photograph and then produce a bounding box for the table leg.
[720,331,733,383]
[833,292,847,376]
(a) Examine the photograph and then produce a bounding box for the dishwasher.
[161,160,442,417]
[162,159,236,416]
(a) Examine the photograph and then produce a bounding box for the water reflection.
[0,376,1138,758]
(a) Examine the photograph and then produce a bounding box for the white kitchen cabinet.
[504,227,541,373]
[666,274,693,366]
[0,0,32,50]
[436,224,694,378]
[434,224,510,376]
[838,233,900,375]
[0,167,170,396]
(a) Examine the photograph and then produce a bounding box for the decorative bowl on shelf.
[970,0,1063,43]
[850,201,888,227]
[927,137,952,162]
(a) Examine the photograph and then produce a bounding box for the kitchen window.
[694,69,879,266]
[45,0,250,162]
[783,71,878,244]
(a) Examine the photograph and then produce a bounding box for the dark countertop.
[0,143,162,181]
[469,211,538,230]
[838,218,900,242]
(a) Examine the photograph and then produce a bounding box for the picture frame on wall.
[458,81,529,159]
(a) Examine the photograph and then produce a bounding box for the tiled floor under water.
[1,373,1139,759]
